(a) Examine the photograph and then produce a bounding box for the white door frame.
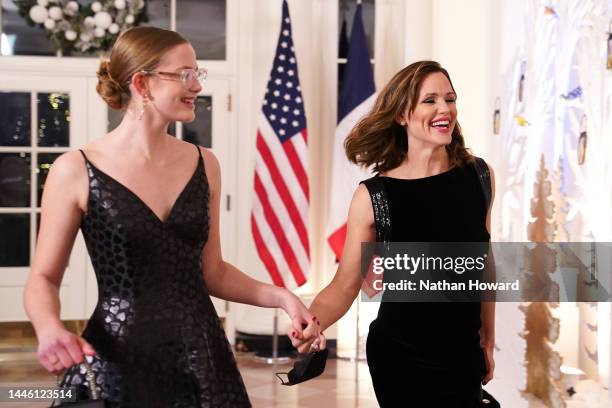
[0,75,89,321]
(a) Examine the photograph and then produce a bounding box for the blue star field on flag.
[261,0,307,143]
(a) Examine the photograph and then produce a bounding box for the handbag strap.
[360,176,392,243]
[473,157,492,212]
[83,360,98,400]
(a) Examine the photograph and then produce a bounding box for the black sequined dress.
[57,145,251,407]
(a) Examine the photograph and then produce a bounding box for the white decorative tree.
[552,158,569,243]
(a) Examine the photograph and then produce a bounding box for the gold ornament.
[578,115,587,165]
[493,97,501,135]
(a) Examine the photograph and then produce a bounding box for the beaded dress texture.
[57,145,251,407]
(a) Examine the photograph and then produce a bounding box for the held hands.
[288,318,326,354]
[279,290,326,353]
[36,325,96,374]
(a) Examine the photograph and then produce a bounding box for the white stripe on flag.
[290,131,308,169]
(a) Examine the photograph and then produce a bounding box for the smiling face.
[401,71,457,149]
[137,43,203,123]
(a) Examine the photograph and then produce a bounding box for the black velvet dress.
[363,159,490,407]
[57,145,251,407]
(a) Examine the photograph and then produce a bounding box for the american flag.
[251,0,309,289]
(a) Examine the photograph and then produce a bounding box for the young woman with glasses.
[24,26,322,407]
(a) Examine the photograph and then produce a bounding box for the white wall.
[431,0,498,157]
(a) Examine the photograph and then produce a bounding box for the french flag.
[327,3,376,260]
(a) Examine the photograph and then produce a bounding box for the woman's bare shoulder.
[191,145,219,176]
[43,150,89,209]
[348,183,374,226]
[185,144,220,194]
[50,150,87,178]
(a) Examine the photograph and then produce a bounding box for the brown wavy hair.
[96,27,188,110]
[344,60,473,174]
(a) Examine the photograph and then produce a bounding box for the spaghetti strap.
[78,149,89,162]
[195,144,203,161]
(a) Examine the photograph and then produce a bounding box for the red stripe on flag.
[257,132,310,254]
[254,173,307,286]
[282,137,309,199]
[327,223,347,260]
[251,215,285,287]
[302,128,308,143]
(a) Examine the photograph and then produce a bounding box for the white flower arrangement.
[14,0,147,55]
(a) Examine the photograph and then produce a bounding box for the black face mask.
[275,348,329,386]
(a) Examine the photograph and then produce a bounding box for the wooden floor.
[0,321,380,407]
[0,347,379,407]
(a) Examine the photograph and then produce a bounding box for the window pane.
[0,153,31,207]
[183,96,212,148]
[37,153,61,207]
[0,214,30,266]
[37,93,70,147]
[339,0,375,58]
[1,1,54,56]
[142,0,172,30]
[176,0,226,60]
[0,92,31,147]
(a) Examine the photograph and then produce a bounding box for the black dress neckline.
[79,148,203,225]
[378,164,459,182]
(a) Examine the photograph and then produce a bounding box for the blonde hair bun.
[96,59,126,110]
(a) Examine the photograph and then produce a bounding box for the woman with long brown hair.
[291,60,496,406]
[24,26,321,407]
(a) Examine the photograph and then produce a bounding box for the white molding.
[0,56,235,80]
[0,56,100,77]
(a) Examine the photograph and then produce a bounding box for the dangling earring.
[138,96,148,121]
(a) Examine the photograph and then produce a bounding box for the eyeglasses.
[139,68,208,88]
